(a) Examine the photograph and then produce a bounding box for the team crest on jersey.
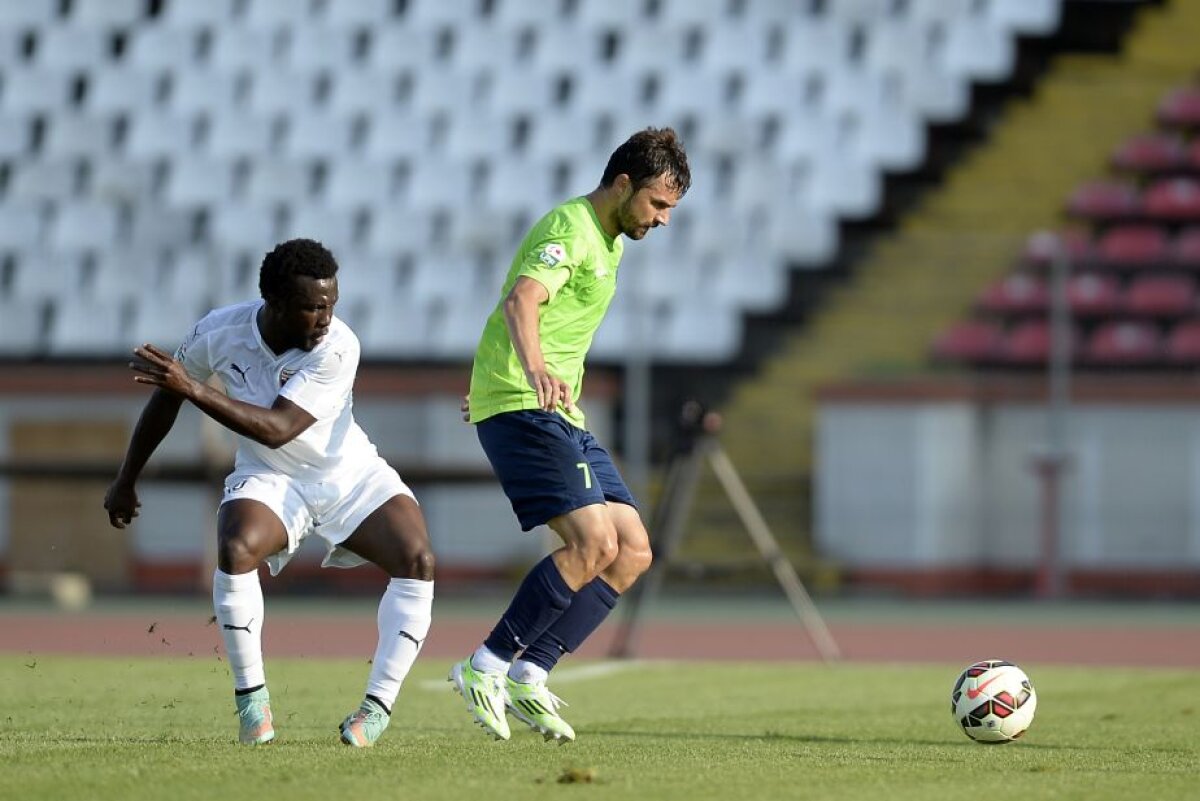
[279,367,297,386]
[539,243,566,267]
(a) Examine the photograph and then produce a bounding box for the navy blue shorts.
[475,410,637,531]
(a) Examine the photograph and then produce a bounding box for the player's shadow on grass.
[590,729,1081,751]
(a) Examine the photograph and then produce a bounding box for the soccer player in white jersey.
[104,239,435,747]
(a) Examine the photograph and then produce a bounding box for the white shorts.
[220,456,416,576]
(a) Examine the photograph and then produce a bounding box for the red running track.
[1,612,1197,668]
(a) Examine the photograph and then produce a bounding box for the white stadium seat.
[51,202,122,252]
[32,26,109,70]
[167,70,241,115]
[324,159,401,208]
[129,295,211,350]
[210,204,280,251]
[161,0,238,27]
[88,68,162,114]
[247,69,321,115]
[47,295,131,354]
[406,0,486,27]
[210,27,284,71]
[363,109,432,160]
[1,69,73,114]
[985,0,1062,36]
[368,26,439,71]
[282,205,361,254]
[284,113,363,159]
[0,202,45,249]
[9,159,79,202]
[0,112,28,156]
[573,0,648,31]
[320,0,395,27]
[44,113,118,158]
[69,0,146,27]
[126,114,199,159]
[244,159,314,205]
[165,157,238,207]
[128,27,201,70]
[0,297,46,354]
[941,18,1016,82]
[91,160,159,202]
[0,0,55,29]
[245,0,316,30]
[203,113,277,159]
[286,26,363,71]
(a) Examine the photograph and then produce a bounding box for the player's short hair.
[601,126,691,197]
[259,238,338,302]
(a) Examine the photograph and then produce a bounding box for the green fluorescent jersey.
[469,196,623,429]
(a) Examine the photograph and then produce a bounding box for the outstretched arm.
[105,388,184,528]
[503,276,574,414]
[130,343,316,449]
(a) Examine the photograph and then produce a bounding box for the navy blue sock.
[482,555,575,662]
[519,577,620,672]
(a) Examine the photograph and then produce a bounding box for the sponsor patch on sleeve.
[538,243,567,267]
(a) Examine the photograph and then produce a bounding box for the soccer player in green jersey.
[449,128,690,742]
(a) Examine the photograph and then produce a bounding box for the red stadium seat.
[1084,321,1164,366]
[931,320,1004,364]
[1142,178,1200,221]
[1066,273,1122,316]
[1190,138,1200,170]
[1156,85,1200,128]
[1172,227,1200,269]
[1000,320,1078,366]
[976,274,1048,315]
[1165,319,1200,364]
[1020,228,1094,268]
[1095,225,1169,269]
[1110,133,1188,174]
[1065,181,1140,220]
[1124,275,1196,317]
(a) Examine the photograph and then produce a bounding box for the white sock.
[212,568,266,691]
[470,644,510,675]
[508,659,549,685]
[364,578,434,710]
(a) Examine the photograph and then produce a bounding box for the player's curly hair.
[601,127,691,197]
[258,238,338,302]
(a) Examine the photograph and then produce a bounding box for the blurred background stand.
[609,400,841,663]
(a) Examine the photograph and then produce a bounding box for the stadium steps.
[671,0,1200,568]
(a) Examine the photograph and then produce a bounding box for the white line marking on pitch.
[419,660,646,691]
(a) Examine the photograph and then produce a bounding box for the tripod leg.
[707,445,841,662]
[608,440,710,658]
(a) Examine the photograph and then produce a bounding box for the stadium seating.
[934,75,1200,370]
[0,0,1051,358]
[1084,320,1163,366]
[1123,274,1196,317]
[1165,318,1200,363]
[931,320,1005,364]
[1094,225,1169,269]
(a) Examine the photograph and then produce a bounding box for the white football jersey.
[176,299,378,481]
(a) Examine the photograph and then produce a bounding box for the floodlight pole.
[1031,239,1073,599]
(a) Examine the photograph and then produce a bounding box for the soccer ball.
[951,660,1037,743]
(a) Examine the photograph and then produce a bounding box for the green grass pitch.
[1,656,1195,800]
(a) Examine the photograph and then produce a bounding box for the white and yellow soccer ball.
[951,659,1037,743]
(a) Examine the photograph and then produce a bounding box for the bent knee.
[377,536,435,580]
[625,544,653,577]
[578,532,619,574]
[406,544,436,581]
[218,531,272,574]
